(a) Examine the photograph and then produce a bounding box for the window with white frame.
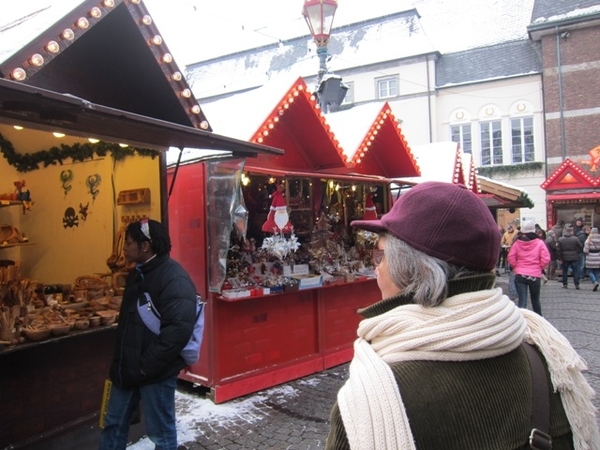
[511,117,534,163]
[451,124,472,154]
[480,121,503,166]
[342,82,354,104]
[376,76,398,99]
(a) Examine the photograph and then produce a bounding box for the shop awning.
[0,79,283,158]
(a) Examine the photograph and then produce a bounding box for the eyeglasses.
[372,249,385,266]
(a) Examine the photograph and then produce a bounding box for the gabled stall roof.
[395,142,476,191]
[0,0,211,131]
[325,102,420,179]
[393,142,533,208]
[541,158,598,190]
[200,76,348,172]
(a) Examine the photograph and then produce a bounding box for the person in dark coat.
[545,229,560,280]
[558,224,584,289]
[325,182,599,450]
[99,219,197,450]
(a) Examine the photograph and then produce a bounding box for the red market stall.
[542,156,600,229]
[168,77,420,403]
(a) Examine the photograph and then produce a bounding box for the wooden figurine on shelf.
[14,180,33,214]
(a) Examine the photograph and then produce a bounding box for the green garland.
[477,161,544,178]
[0,133,160,173]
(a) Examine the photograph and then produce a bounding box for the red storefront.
[542,157,600,229]
[168,77,420,403]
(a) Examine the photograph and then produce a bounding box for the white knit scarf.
[338,288,600,450]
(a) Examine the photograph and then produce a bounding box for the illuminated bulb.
[172,71,182,81]
[13,126,24,130]
[190,105,201,114]
[119,143,128,148]
[351,185,356,191]
[293,91,299,96]
[103,0,115,7]
[257,137,263,143]
[152,35,163,45]
[200,121,209,129]
[46,40,60,53]
[283,103,289,109]
[88,138,99,143]
[273,117,279,122]
[142,15,152,25]
[11,68,26,81]
[262,130,269,136]
[329,180,334,188]
[268,123,274,129]
[356,158,362,163]
[90,7,102,18]
[30,54,44,66]
[62,28,75,40]
[53,132,66,138]
[162,53,173,63]
[77,17,89,29]
[181,89,192,98]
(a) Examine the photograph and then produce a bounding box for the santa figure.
[262,182,293,234]
[362,194,377,220]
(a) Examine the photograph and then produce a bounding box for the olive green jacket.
[325,274,574,450]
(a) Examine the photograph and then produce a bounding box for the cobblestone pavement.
[131,273,600,449]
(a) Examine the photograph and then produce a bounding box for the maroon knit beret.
[351,182,500,271]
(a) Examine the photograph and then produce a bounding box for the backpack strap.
[522,342,552,450]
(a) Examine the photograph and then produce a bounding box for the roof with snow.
[195,77,419,178]
[186,0,542,99]
[0,0,210,130]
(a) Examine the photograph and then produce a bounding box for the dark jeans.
[515,274,542,316]
[99,374,178,450]
[561,259,580,287]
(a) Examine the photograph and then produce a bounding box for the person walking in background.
[325,182,599,450]
[545,229,560,281]
[578,225,591,281]
[500,223,517,275]
[584,227,600,292]
[558,223,584,289]
[99,219,198,450]
[507,220,550,315]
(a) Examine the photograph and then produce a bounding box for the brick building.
[529,1,600,228]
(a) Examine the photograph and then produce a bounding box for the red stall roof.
[325,103,420,179]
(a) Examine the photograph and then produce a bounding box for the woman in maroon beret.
[325,181,599,450]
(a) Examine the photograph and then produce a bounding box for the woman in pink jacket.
[508,220,551,315]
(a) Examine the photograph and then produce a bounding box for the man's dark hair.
[126,219,172,256]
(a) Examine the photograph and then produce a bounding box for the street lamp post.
[302,0,340,113]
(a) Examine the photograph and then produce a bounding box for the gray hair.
[382,233,477,307]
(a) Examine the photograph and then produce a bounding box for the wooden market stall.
[168,77,420,403]
[0,1,281,448]
[542,156,600,229]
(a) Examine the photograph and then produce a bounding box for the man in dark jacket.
[99,219,197,450]
[558,224,584,289]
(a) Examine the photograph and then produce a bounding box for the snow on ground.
[127,384,301,448]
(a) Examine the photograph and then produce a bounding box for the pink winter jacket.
[507,237,551,278]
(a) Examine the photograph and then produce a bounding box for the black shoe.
[594,283,599,292]
[576,285,580,290]
[563,284,568,289]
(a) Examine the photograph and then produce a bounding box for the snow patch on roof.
[532,5,600,24]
